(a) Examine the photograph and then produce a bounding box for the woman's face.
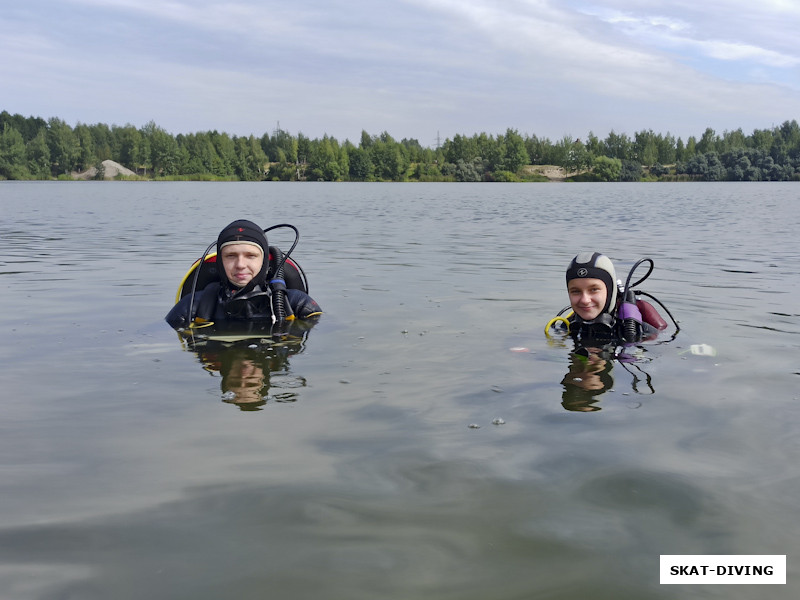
[568,277,607,321]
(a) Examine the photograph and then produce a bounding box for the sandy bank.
[73,160,137,180]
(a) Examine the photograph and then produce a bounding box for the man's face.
[221,243,263,288]
[222,358,265,404]
[568,277,607,321]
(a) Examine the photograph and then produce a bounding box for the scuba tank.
[638,298,668,330]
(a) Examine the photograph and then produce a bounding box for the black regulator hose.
[264,223,301,324]
[187,241,217,327]
[625,258,654,289]
[269,246,287,323]
[264,223,300,269]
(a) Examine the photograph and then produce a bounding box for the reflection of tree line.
[179,321,316,411]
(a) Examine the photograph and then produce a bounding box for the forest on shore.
[1,110,799,182]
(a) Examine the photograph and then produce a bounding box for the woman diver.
[546,252,678,344]
[166,219,322,331]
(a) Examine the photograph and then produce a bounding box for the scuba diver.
[546,252,678,345]
[546,252,679,407]
[166,219,322,332]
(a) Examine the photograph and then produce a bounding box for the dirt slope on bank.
[74,160,137,180]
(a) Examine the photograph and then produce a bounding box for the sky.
[2,0,799,146]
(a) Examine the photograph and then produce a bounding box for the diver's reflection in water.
[560,343,657,411]
[561,346,615,412]
[178,321,316,411]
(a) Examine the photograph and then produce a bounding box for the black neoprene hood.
[216,220,270,292]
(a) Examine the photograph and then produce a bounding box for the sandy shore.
[524,165,566,181]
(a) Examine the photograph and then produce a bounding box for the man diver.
[166,219,321,330]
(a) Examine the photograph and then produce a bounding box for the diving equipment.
[548,254,678,342]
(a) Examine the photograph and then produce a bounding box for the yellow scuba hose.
[188,318,214,329]
[545,312,573,337]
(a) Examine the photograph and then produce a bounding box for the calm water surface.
[1,181,799,599]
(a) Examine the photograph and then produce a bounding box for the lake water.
[1,181,798,599]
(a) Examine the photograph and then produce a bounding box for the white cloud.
[698,40,799,68]
[606,14,796,68]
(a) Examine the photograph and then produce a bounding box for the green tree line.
[2,110,799,182]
